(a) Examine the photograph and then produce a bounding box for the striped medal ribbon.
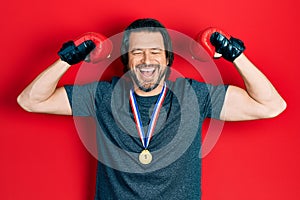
[129,82,167,165]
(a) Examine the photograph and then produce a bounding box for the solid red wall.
[1,0,299,199]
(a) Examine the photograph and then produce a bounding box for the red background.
[1,0,299,199]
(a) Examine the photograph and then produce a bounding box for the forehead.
[128,31,164,50]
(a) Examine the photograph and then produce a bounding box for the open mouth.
[131,64,166,92]
[139,67,156,78]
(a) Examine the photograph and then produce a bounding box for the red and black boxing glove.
[191,27,245,62]
[58,32,113,65]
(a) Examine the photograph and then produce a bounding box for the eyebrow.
[130,48,164,52]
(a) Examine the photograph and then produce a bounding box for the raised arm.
[207,31,286,121]
[220,53,286,121]
[17,35,97,115]
[17,59,73,115]
[17,32,113,115]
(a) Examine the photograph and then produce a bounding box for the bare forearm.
[233,54,286,114]
[17,59,70,109]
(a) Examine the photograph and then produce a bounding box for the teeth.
[139,67,156,77]
[140,68,155,72]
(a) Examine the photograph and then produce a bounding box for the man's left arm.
[220,53,286,121]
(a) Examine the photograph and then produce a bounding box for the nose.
[142,51,151,65]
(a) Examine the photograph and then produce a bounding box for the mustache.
[135,64,161,69]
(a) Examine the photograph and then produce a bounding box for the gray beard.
[130,67,167,92]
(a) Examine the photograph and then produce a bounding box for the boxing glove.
[210,31,245,62]
[58,32,112,65]
[74,32,113,63]
[192,27,245,62]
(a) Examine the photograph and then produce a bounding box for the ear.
[166,56,169,66]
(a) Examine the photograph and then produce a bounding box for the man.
[17,18,286,199]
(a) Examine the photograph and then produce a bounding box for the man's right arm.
[17,32,111,115]
[17,59,73,115]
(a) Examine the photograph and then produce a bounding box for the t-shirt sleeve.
[189,79,228,119]
[64,82,99,116]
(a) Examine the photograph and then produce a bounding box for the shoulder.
[167,78,228,100]
[167,78,211,92]
[75,76,131,91]
[64,76,130,98]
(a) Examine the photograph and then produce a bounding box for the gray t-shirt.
[64,77,228,200]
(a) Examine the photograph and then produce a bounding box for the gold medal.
[130,83,167,165]
[139,149,152,165]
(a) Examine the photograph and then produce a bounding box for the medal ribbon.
[129,82,167,149]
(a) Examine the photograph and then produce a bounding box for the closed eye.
[150,48,164,55]
[131,50,143,55]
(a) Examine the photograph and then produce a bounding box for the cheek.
[128,56,142,67]
[128,58,137,70]
[156,55,168,65]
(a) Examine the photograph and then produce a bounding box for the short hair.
[120,18,174,75]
